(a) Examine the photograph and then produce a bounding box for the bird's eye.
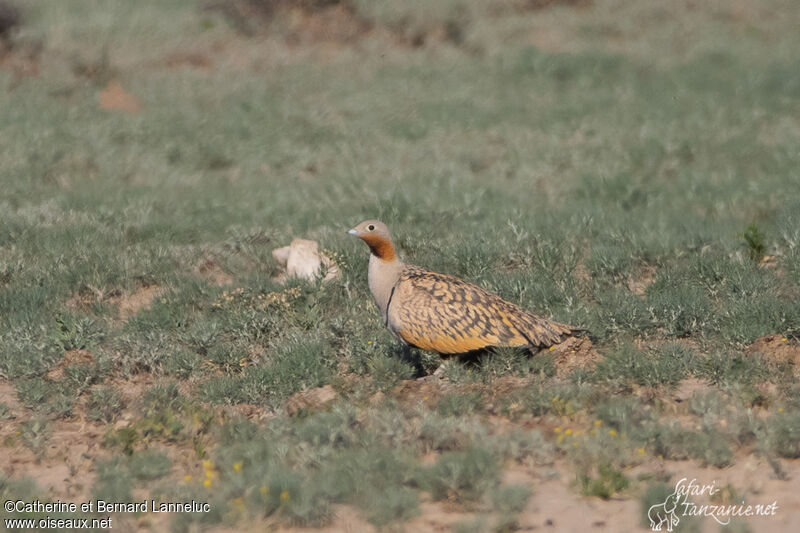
[367,224,375,231]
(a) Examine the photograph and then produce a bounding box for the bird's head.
[347,220,396,261]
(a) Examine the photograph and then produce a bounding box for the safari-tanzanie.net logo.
[648,477,778,532]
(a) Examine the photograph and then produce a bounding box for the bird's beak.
[347,229,358,236]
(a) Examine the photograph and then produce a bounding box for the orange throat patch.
[362,235,396,261]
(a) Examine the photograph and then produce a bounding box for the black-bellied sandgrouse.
[347,220,581,354]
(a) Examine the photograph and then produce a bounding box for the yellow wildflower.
[280,490,290,503]
[564,429,573,435]
[184,475,193,482]
[594,420,603,427]
[609,429,618,437]
[204,479,212,488]
[233,462,243,472]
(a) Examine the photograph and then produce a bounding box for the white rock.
[272,238,339,283]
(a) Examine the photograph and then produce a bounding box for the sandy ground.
[3,372,798,533]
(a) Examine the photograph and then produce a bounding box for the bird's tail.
[515,312,585,348]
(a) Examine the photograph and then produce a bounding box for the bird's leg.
[401,343,412,361]
[432,364,447,378]
[397,343,428,378]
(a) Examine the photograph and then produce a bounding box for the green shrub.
[640,483,677,528]
[93,457,134,502]
[163,349,203,378]
[493,484,531,514]
[492,484,532,531]
[438,392,483,417]
[19,417,51,458]
[579,463,629,499]
[199,375,246,405]
[318,447,419,526]
[16,378,75,418]
[766,410,800,459]
[695,351,771,386]
[201,334,335,407]
[129,450,172,481]
[0,325,62,379]
[53,314,107,351]
[594,397,654,434]
[589,288,653,341]
[87,385,125,423]
[420,446,501,504]
[369,354,415,391]
[647,284,712,337]
[594,342,694,389]
[741,223,766,261]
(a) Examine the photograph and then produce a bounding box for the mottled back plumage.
[348,220,581,354]
[388,266,574,353]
